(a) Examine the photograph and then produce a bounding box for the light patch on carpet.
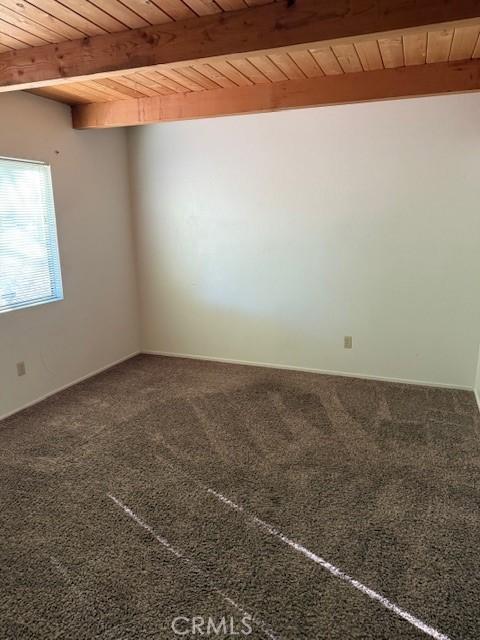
[50,556,85,600]
[107,493,280,640]
[160,461,452,640]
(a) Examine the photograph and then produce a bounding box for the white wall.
[128,93,480,389]
[0,92,139,418]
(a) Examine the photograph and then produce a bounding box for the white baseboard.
[0,351,140,422]
[142,350,473,391]
[2,349,475,424]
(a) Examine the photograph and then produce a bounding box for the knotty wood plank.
[1,0,479,91]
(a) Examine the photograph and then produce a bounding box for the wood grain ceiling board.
[72,57,480,129]
[246,55,288,82]
[11,1,477,109]
[31,23,480,106]
[355,40,384,71]
[449,25,480,60]
[377,36,404,68]
[288,50,324,78]
[309,47,343,75]
[0,0,273,50]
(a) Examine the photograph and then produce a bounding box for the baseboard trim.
[142,350,473,391]
[0,351,140,423]
[2,349,474,423]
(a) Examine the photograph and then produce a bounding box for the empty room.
[1,1,480,638]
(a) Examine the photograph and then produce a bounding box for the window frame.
[0,156,64,314]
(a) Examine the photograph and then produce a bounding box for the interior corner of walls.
[82,97,480,394]
[0,351,140,423]
[0,91,141,420]
[124,143,142,349]
[474,343,480,411]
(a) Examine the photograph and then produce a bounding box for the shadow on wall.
[145,284,325,369]
[139,238,474,387]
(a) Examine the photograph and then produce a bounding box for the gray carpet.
[1,354,479,639]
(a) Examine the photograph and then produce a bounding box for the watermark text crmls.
[171,615,253,636]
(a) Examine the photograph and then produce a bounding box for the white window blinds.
[0,157,63,313]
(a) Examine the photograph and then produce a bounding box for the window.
[0,157,63,313]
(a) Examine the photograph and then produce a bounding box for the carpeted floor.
[1,354,479,640]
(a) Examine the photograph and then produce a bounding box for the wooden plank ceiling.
[0,0,277,103]
[0,1,478,127]
[32,25,480,105]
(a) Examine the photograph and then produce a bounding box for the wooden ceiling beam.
[72,58,480,129]
[1,0,480,92]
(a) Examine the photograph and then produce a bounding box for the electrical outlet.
[16,361,26,377]
[344,336,353,349]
